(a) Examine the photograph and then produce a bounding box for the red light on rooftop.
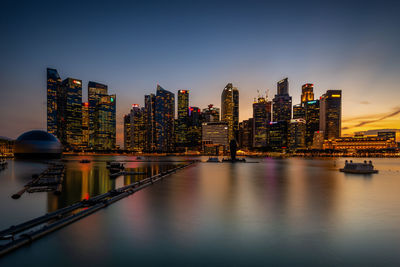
[83,102,89,107]
[132,104,139,107]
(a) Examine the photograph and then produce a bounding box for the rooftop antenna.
[266,89,270,100]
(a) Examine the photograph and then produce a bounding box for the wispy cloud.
[343,106,400,131]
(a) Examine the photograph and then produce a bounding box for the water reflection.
[2,157,400,266]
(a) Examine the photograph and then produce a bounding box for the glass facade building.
[94,94,116,150]
[88,81,108,148]
[82,102,89,148]
[130,105,146,151]
[155,85,175,152]
[293,104,305,119]
[320,90,342,140]
[268,121,288,151]
[221,83,239,142]
[288,119,306,151]
[176,90,189,148]
[273,78,292,123]
[305,100,320,148]
[253,97,272,148]
[144,94,156,152]
[123,114,131,150]
[60,78,83,149]
[202,122,229,148]
[46,68,61,136]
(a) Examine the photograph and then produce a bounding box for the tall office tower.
[268,121,288,151]
[176,90,189,148]
[47,68,61,135]
[94,95,116,150]
[304,100,320,148]
[88,81,108,148]
[253,96,272,148]
[123,114,131,150]
[272,78,292,123]
[202,104,220,122]
[144,94,156,152]
[320,90,342,140]
[288,119,306,151]
[238,118,254,150]
[293,104,305,119]
[130,105,146,151]
[221,83,239,141]
[82,102,89,148]
[187,106,202,149]
[301,83,314,105]
[59,78,83,149]
[155,85,175,152]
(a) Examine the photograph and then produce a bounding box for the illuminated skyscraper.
[187,106,202,149]
[94,95,116,150]
[305,100,320,148]
[301,83,314,105]
[202,104,220,122]
[272,78,292,123]
[293,104,305,119]
[176,90,189,148]
[123,114,131,150]
[82,102,89,148]
[221,83,239,141]
[268,121,288,151]
[202,122,229,148]
[130,105,146,151]
[253,96,272,148]
[239,118,254,150]
[46,68,61,135]
[155,85,175,152]
[88,81,108,148]
[144,93,156,152]
[60,78,83,149]
[288,119,306,151]
[320,90,342,140]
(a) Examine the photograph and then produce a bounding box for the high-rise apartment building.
[155,85,175,152]
[320,90,342,140]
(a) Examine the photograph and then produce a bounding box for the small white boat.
[207,157,220,163]
[340,160,378,174]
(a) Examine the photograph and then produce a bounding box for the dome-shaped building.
[14,130,63,159]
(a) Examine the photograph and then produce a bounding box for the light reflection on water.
[1,156,400,266]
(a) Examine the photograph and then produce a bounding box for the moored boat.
[340,160,378,174]
[207,157,220,163]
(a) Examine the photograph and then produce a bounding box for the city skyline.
[1,1,400,145]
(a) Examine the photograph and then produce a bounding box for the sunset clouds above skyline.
[1,0,399,144]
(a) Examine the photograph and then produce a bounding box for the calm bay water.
[1,156,400,266]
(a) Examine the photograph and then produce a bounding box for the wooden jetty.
[11,163,65,199]
[0,161,196,257]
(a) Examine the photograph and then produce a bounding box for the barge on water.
[340,160,378,174]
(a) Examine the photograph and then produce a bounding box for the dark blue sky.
[1,0,400,143]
